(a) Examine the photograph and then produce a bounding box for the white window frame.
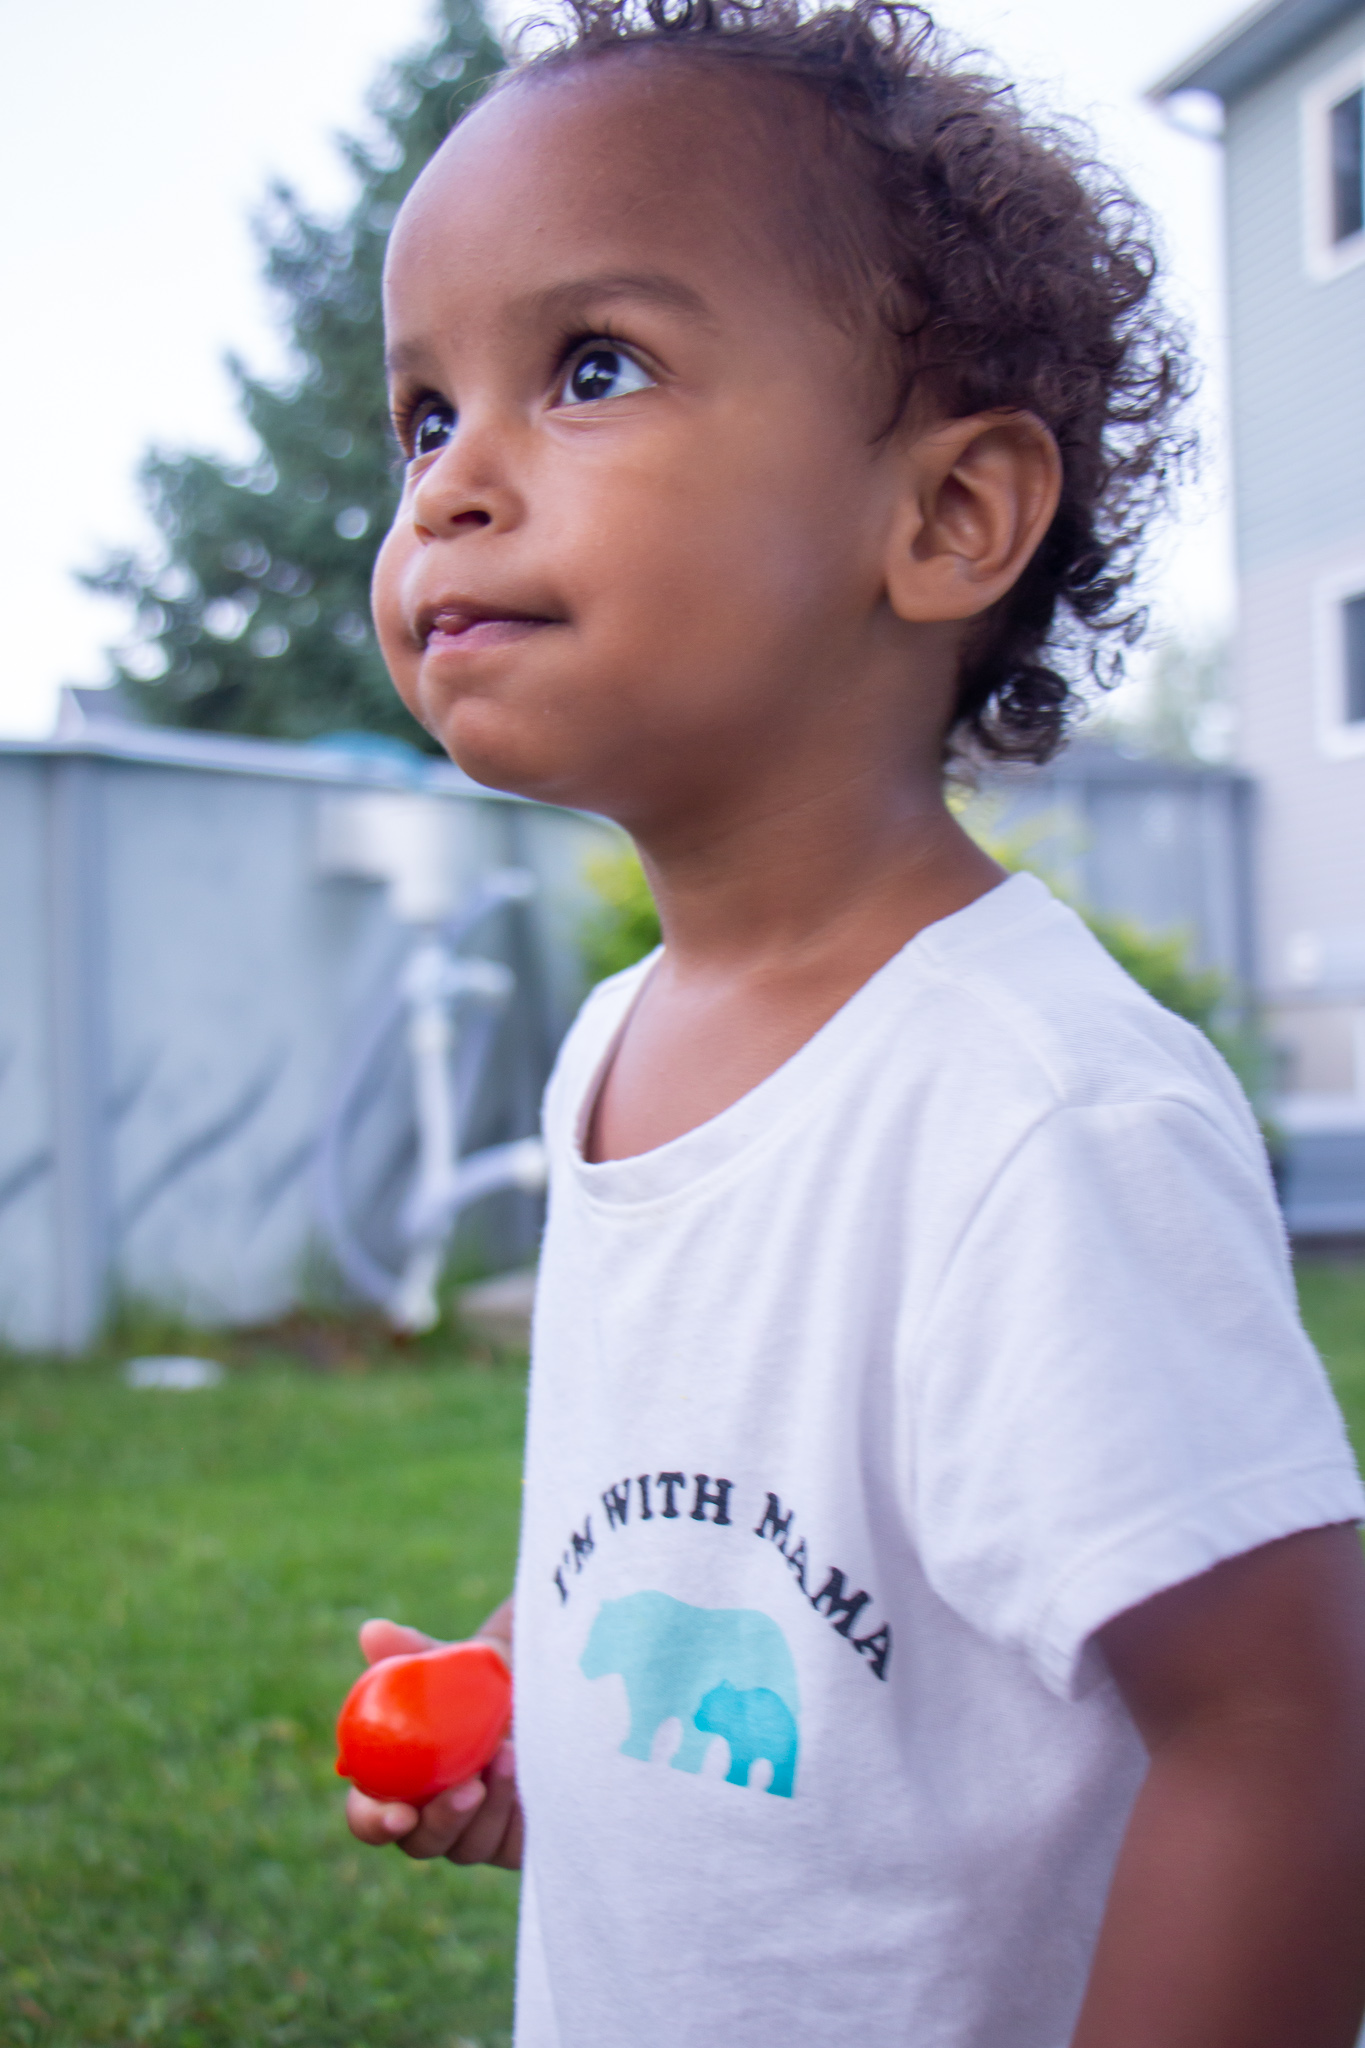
[1313,562,1365,758]
[1301,45,1365,283]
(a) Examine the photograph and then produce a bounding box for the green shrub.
[580,849,662,985]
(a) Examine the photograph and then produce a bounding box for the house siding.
[1225,5,1365,570]
[1238,544,1365,998]
[1221,3,1365,1116]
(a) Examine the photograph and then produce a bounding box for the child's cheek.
[370,524,419,703]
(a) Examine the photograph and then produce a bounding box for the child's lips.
[419,604,557,655]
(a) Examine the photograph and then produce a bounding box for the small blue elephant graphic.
[694,1681,798,1797]
[580,1590,799,1796]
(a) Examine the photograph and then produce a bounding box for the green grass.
[1297,1258,1365,1444]
[2,1266,1364,2046]
[0,1317,526,2048]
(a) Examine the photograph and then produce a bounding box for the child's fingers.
[494,1796,524,1870]
[473,1596,515,1666]
[345,1746,520,1865]
[395,1776,490,1860]
[358,1616,444,1664]
[445,1744,521,1869]
[346,1785,420,1845]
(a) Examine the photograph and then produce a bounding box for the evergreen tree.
[85,1,504,748]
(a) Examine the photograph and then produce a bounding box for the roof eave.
[1149,0,1362,102]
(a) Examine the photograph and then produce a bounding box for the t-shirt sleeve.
[905,1094,1365,1700]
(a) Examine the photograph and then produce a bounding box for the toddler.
[348,3,1365,2042]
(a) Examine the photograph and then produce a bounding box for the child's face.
[373,59,926,825]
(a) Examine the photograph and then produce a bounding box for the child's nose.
[411,422,522,541]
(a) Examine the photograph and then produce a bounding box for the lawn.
[1297,1257,1365,1438]
[2,1265,1364,2048]
[0,1317,526,2048]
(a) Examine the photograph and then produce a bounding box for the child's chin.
[439,716,586,808]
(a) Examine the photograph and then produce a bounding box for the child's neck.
[584,771,1003,1164]
[641,778,997,973]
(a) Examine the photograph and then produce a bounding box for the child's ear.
[883,411,1062,625]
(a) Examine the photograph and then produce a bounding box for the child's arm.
[344,1600,521,1870]
[1072,1524,1365,2048]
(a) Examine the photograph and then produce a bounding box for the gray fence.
[0,727,616,1353]
[973,740,1258,983]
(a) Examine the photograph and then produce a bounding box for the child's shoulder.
[913,871,1253,1141]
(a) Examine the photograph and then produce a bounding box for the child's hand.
[343,1615,522,1871]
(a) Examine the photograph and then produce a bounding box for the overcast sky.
[0,0,1239,737]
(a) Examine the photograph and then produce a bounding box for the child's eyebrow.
[383,269,719,380]
[519,270,718,331]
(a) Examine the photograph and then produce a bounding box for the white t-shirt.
[511,871,1363,2048]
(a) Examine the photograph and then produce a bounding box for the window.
[1314,570,1365,756]
[1332,87,1365,244]
[1347,593,1365,725]
[1304,52,1365,279]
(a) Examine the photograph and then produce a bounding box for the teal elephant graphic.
[694,1681,798,1798]
[580,1590,800,1796]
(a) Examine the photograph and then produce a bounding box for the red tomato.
[335,1640,512,1807]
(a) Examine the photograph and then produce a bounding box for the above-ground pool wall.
[972,741,1258,985]
[0,754,61,1350]
[0,731,618,1353]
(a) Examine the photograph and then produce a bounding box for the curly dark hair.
[504,0,1194,765]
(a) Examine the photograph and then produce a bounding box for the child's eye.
[561,344,655,406]
[408,401,455,460]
